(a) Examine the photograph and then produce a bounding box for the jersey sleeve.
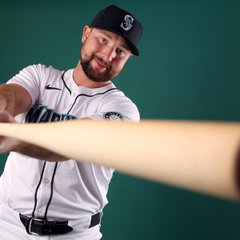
[88,91,140,122]
[7,64,48,107]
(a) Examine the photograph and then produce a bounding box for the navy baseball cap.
[89,5,143,56]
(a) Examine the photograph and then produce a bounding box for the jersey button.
[44,178,50,184]
[38,207,43,213]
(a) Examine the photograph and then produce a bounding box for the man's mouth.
[93,56,110,70]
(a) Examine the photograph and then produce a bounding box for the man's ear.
[81,25,92,43]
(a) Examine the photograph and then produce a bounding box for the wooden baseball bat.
[0,119,240,201]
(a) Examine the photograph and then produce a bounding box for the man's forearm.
[12,141,68,162]
[0,84,32,116]
[0,85,16,115]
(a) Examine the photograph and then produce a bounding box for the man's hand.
[0,111,20,153]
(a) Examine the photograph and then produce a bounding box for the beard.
[80,51,115,83]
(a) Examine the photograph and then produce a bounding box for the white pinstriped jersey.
[0,64,140,220]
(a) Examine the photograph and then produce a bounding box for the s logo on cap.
[120,15,134,31]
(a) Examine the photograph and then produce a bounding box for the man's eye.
[99,37,107,44]
[116,49,126,57]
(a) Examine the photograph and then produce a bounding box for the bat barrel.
[0,120,240,201]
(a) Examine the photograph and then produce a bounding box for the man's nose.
[102,46,116,62]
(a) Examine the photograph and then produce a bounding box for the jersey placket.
[34,162,57,217]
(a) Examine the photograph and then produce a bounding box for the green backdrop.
[1,0,240,239]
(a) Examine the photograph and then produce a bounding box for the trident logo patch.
[120,15,134,31]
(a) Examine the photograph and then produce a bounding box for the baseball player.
[0,5,143,240]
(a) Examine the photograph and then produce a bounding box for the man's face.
[80,26,132,82]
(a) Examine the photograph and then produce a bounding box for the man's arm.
[0,83,32,116]
[0,84,68,161]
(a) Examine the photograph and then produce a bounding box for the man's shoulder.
[27,64,64,75]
